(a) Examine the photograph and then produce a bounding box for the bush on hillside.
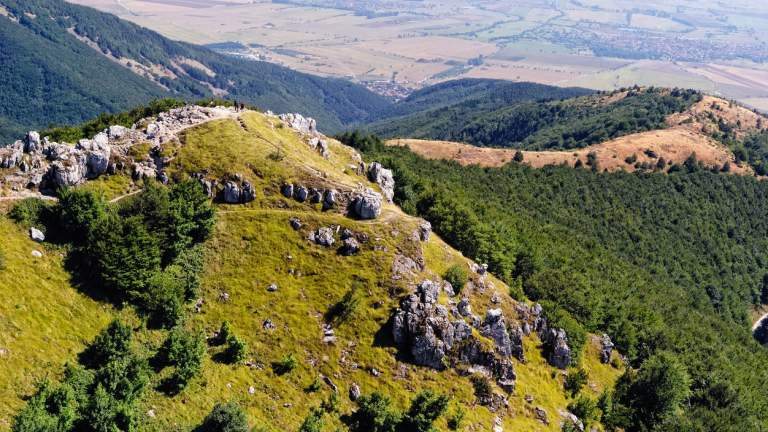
[444,264,467,294]
[196,402,250,432]
[350,391,401,432]
[398,390,450,432]
[82,319,133,369]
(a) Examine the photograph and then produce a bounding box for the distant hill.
[363,85,702,150]
[0,0,390,142]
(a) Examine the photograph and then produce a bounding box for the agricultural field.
[69,0,768,107]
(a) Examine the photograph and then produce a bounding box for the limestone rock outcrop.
[543,328,572,370]
[600,334,614,364]
[368,162,395,203]
[353,189,383,219]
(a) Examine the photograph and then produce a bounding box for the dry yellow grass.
[388,95,759,175]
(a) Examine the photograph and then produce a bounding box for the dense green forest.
[0,0,390,142]
[338,131,768,431]
[358,79,594,128]
[365,87,701,150]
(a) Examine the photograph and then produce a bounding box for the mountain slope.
[0,107,623,431]
[339,130,768,431]
[0,0,390,142]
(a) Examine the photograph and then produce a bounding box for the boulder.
[25,131,41,153]
[457,299,471,317]
[30,228,45,243]
[558,409,584,432]
[441,280,455,297]
[600,334,614,364]
[368,162,395,203]
[478,263,488,276]
[545,328,572,370]
[418,221,432,241]
[323,190,338,209]
[108,125,128,140]
[224,181,241,203]
[263,319,275,330]
[523,322,531,337]
[343,237,360,256]
[296,186,308,202]
[510,323,525,362]
[480,309,512,358]
[419,281,439,305]
[452,320,473,342]
[318,140,329,159]
[393,309,407,344]
[353,189,383,219]
[267,284,278,292]
[289,217,302,230]
[241,180,256,203]
[50,160,85,187]
[349,383,361,401]
[535,407,549,425]
[31,250,43,258]
[412,326,446,370]
[341,228,354,240]
[282,183,294,198]
[316,228,334,246]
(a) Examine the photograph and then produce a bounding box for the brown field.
[359,36,499,63]
[685,63,768,92]
[464,63,579,83]
[564,10,628,25]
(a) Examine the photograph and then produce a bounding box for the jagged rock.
[441,280,455,297]
[282,183,294,198]
[241,180,256,203]
[200,180,214,197]
[224,181,241,203]
[341,228,354,240]
[146,122,162,137]
[393,309,407,344]
[418,221,432,241]
[600,334,614,364]
[307,231,316,242]
[418,279,440,304]
[318,140,329,158]
[50,160,85,187]
[510,323,525,362]
[31,250,43,258]
[324,189,338,209]
[158,171,169,185]
[343,237,360,256]
[2,148,22,169]
[457,299,471,317]
[480,309,512,358]
[470,314,482,328]
[322,375,338,392]
[353,189,383,219]
[310,188,323,204]
[267,284,278,292]
[349,383,361,401]
[453,320,473,342]
[478,263,488,276]
[278,113,317,135]
[523,322,531,337]
[263,319,275,330]
[289,217,302,230]
[25,131,41,153]
[368,162,395,203]
[296,186,308,202]
[558,409,584,432]
[545,328,572,370]
[108,125,128,140]
[412,325,446,370]
[535,407,549,425]
[30,228,45,243]
[316,228,334,246]
[307,137,319,150]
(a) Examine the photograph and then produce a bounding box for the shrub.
[215,321,231,346]
[656,157,667,170]
[444,264,467,294]
[513,151,524,162]
[567,395,600,428]
[0,247,4,271]
[307,376,323,393]
[471,375,492,398]
[625,153,638,164]
[566,368,590,397]
[574,159,583,168]
[197,402,250,432]
[337,281,363,323]
[84,319,133,368]
[157,329,206,392]
[322,389,340,413]
[398,390,450,432]
[8,198,51,231]
[276,353,298,374]
[93,356,150,405]
[624,352,690,428]
[350,391,401,432]
[56,187,107,239]
[298,408,325,432]
[225,335,248,364]
[446,405,466,430]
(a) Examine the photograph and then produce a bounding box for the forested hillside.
[365,87,700,150]
[339,131,768,431]
[0,0,390,142]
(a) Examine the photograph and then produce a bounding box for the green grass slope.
[0,111,622,431]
